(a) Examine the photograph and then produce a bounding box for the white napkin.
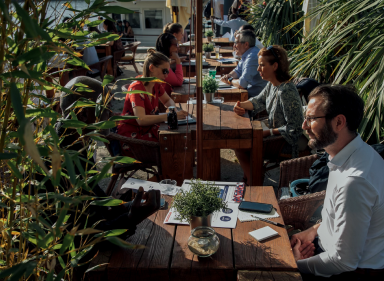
[249,226,279,241]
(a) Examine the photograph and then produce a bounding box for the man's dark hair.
[229,14,238,20]
[156,33,177,58]
[308,85,364,133]
[240,24,254,32]
[238,30,255,47]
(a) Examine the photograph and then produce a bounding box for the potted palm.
[203,43,214,59]
[205,29,214,42]
[202,75,219,103]
[172,179,227,230]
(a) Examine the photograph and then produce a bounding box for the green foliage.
[171,179,227,222]
[0,0,142,280]
[202,75,219,94]
[203,43,214,52]
[246,0,303,49]
[288,0,384,142]
[205,30,214,37]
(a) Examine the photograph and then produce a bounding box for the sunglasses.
[161,68,169,75]
[267,46,279,62]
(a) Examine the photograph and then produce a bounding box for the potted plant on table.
[203,43,214,59]
[172,179,227,230]
[205,29,214,42]
[202,75,219,103]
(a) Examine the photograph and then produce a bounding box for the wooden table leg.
[250,122,263,186]
[201,148,221,181]
[159,132,193,186]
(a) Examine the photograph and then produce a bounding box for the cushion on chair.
[120,55,133,61]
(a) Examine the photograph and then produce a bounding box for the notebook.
[249,226,279,242]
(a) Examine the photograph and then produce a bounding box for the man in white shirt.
[98,16,105,32]
[211,14,248,41]
[212,0,224,37]
[291,85,384,280]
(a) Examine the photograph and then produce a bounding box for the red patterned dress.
[117,80,165,155]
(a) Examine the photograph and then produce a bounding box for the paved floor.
[95,61,280,193]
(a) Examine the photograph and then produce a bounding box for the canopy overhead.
[166,0,191,28]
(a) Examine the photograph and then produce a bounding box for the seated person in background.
[163,22,184,43]
[155,33,184,95]
[221,30,268,98]
[117,50,188,156]
[116,20,124,36]
[123,20,134,40]
[210,14,248,41]
[103,19,124,53]
[291,85,384,280]
[98,16,105,32]
[57,76,161,233]
[233,45,303,183]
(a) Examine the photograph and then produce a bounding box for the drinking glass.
[209,69,216,78]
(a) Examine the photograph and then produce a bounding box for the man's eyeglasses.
[267,46,279,62]
[234,41,245,45]
[304,116,327,126]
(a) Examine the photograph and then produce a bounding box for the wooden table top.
[203,37,234,46]
[87,186,299,281]
[193,46,234,57]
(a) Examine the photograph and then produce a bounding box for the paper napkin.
[249,226,279,242]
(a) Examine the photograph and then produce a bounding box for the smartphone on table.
[238,201,273,213]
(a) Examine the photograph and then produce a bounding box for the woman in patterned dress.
[117,50,188,156]
[233,45,304,183]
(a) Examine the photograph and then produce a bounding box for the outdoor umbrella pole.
[196,0,203,178]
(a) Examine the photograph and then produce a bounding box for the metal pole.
[196,0,203,178]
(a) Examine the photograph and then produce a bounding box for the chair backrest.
[125,41,141,57]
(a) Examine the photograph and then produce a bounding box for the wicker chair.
[103,132,162,197]
[118,42,141,74]
[277,154,326,230]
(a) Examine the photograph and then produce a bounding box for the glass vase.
[187,226,220,257]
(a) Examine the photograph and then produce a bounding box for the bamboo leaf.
[101,74,114,86]
[10,83,25,122]
[108,115,138,121]
[105,236,145,249]
[64,152,76,185]
[90,136,109,143]
[0,153,18,160]
[90,198,124,206]
[87,121,117,130]
[60,119,88,128]
[94,229,127,238]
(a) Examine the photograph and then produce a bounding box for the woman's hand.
[170,52,181,64]
[292,239,315,261]
[234,101,246,116]
[176,110,189,120]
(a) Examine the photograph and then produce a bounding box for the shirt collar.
[241,46,255,60]
[328,134,362,167]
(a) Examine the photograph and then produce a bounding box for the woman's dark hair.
[308,85,364,134]
[103,19,117,33]
[163,23,183,35]
[156,33,177,58]
[88,26,101,34]
[259,45,291,82]
[143,49,170,85]
[123,20,130,26]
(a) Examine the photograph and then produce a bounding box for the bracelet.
[270,129,273,136]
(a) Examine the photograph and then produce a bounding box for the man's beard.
[308,121,338,150]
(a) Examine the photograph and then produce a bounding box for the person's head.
[60,77,110,124]
[156,33,178,58]
[163,23,183,42]
[103,19,117,33]
[124,20,130,27]
[142,49,171,84]
[257,45,290,83]
[234,30,255,56]
[229,14,238,20]
[239,24,255,32]
[98,16,103,21]
[88,26,101,34]
[296,78,321,103]
[303,85,364,151]
[117,20,123,26]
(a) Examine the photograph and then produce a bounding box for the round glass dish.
[187,226,220,257]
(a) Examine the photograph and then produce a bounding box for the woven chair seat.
[120,55,133,61]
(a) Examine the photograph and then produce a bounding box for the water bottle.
[167,106,178,130]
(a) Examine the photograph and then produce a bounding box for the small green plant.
[205,30,214,38]
[203,43,214,52]
[172,179,227,222]
[202,75,219,93]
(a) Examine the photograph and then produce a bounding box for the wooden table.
[192,46,234,58]
[182,58,237,77]
[203,37,234,47]
[158,102,262,186]
[86,186,300,281]
[171,82,248,103]
[95,44,113,75]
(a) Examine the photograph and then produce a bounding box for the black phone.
[238,201,273,213]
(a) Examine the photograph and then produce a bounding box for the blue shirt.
[234,46,268,98]
[214,18,248,41]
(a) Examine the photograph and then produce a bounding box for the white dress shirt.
[214,18,248,41]
[297,135,384,276]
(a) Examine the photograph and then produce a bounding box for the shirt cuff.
[297,259,313,275]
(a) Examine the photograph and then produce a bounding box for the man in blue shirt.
[211,14,248,41]
[221,30,267,98]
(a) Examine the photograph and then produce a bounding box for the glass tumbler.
[187,226,220,257]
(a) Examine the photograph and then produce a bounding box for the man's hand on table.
[177,110,189,120]
[221,74,232,85]
[234,101,246,116]
[292,239,315,261]
[127,187,160,227]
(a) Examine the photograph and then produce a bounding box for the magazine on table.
[164,180,245,229]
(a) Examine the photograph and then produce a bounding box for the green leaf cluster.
[205,30,214,38]
[203,43,214,53]
[202,75,219,94]
[171,179,228,222]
